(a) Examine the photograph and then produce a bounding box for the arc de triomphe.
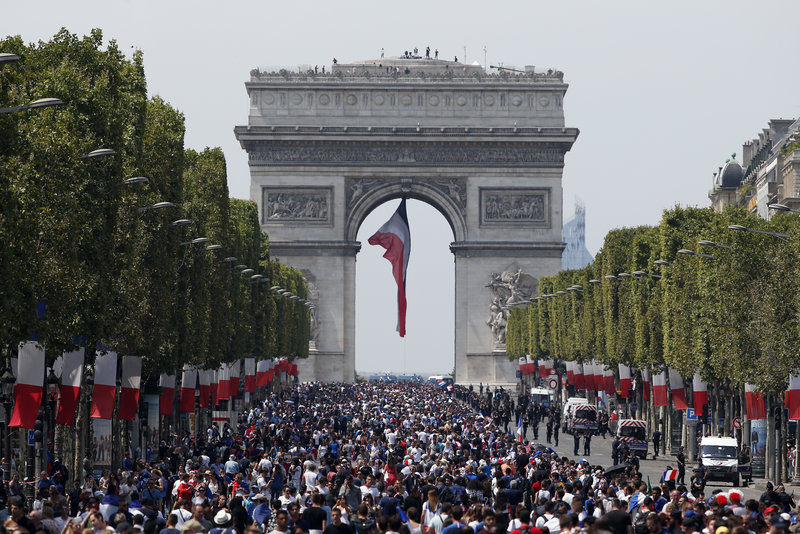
[234,57,578,385]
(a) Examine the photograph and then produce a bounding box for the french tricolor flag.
[90,350,117,420]
[180,365,197,413]
[653,371,668,407]
[9,341,45,429]
[198,369,211,408]
[662,469,678,482]
[566,361,575,384]
[368,198,411,337]
[244,358,256,393]
[518,357,526,375]
[745,383,766,420]
[55,347,84,426]
[211,369,220,406]
[526,355,535,376]
[159,373,175,415]
[585,361,597,391]
[618,365,631,398]
[668,369,688,410]
[693,373,708,410]
[218,364,230,401]
[786,374,800,421]
[118,355,141,421]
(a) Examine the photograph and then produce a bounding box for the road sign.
[686,408,697,420]
[28,429,35,446]
[630,402,638,411]
[547,377,559,390]
[733,417,742,430]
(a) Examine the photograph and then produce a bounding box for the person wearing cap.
[252,494,271,527]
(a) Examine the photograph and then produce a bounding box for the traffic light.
[702,404,709,425]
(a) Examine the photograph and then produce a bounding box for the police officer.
[652,429,662,459]
[676,446,686,485]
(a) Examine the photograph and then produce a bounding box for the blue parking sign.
[686,408,697,420]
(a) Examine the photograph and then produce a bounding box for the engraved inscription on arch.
[262,186,332,225]
[479,188,550,228]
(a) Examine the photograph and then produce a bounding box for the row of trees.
[507,205,800,480]
[508,205,800,396]
[0,28,309,382]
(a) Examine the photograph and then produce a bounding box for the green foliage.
[0,29,309,377]
[507,205,800,395]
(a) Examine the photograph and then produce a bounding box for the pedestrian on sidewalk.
[652,430,661,460]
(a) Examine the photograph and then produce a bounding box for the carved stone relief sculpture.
[263,187,332,224]
[486,267,538,346]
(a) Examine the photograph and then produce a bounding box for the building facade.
[235,57,579,384]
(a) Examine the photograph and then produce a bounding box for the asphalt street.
[516,423,768,501]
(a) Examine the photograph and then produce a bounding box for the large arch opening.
[355,198,455,378]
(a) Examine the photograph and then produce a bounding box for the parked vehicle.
[530,387,553,407]
[562,397,598,434]
[616,419,648,458]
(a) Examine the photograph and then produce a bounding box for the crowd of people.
[0,381,797,534]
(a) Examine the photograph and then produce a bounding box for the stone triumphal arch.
[234,57,578,385]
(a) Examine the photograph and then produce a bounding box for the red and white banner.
[603,366,616,395]
[90,351,117,420]
[566,361,575,384]
[368,198,411,337]
[526,355,535,376]
[10,341,45,429]
[539,358,554,378]
[619,365,631,398]
[692,373,708,410]
[198,369,211,408]
[588,361,600,391]
[653,371,668,407]
[55,348,84,426]
[159,374,175,415]
[211,369,220,406]
[575,362,585,390]
[668,368,688,410]
[786,374,800,421]
[180,366,197,413]
[745,383,766,420]
[218,365,229,402]
[118,355,141,421]
[256,360,269,387]
[244,358,256,392]
[642,369,651,402]
[519,357,526,375]
[228,360,240,398]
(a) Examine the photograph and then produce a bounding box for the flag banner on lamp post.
[526,355,535,375]
[180,365,197,413]
[575,363,585,391]
[256,360,269,387]
[653,371,668,407]
[118,355,141,421]
[159,374,175,415]
[786,374,800,421]
[211,370,220,406]
[518,357,526,375]
[668,368,688,410]
[745,383,766,420]
[642,369,651,401]
[566,361,575,385]
[90,350,117,420]
[9,341,45,428]
[55,347,84,426]
[619,365,631,398]
[198,369,211,408]
[228,360,240,398]
[244,358,256,392]
[692,373,708,410]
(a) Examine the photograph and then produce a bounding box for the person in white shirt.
[360,475,379,501]
[303,465,319,493]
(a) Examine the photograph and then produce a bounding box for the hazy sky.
[6,1,800,375]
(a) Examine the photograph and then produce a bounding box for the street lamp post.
[1,364,15,483]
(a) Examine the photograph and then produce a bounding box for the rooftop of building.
[250,57,565,84]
